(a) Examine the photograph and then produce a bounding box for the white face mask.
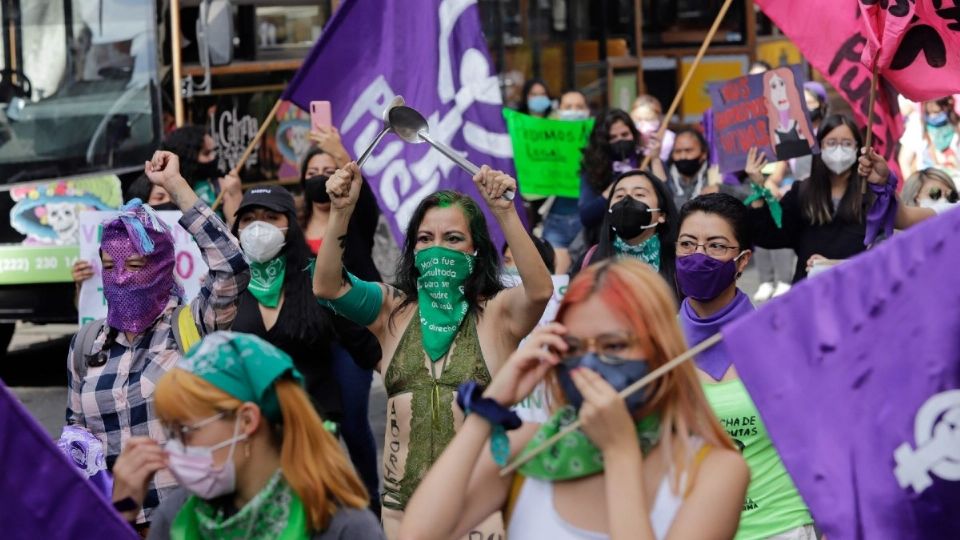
[239,221,286,263]
[165,415,247,500]
[919,198,958,214]
[821,146,857,175]
[557,109,589,121]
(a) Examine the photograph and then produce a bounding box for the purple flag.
[284,0,518,247]
[0,381,137,539]
[722,208,960,539]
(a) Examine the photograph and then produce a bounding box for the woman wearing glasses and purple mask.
[676,193,816,539]
[745,114,936,282]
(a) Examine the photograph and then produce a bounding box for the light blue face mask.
[527,95,551,114]
[502,266,521,276]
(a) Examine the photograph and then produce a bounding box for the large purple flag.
[722,209,960,539]
[284,0,517,247]
[0,381,137,538]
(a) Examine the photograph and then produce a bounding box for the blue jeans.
[542,198,582,248]
[331,343,380,513]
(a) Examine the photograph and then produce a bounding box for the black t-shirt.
[749,181,868,282]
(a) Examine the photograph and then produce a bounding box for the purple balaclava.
[100,199,176,334]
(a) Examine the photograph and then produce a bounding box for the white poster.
[77,211,208,325]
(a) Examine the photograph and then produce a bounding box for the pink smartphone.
[310,101,332,131]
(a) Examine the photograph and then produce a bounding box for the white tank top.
[506,474,683,539]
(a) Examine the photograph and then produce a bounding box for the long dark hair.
[160,126,207,184]
[516,78,551,116]
[799,114,872,226]
[232,204,335,344]
[583,109,641,193]
[591,170,679,294]
[299,147,329,225]
[391,191,503,327]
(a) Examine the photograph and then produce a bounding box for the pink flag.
[755,1,904,179]
[860,0,960,102]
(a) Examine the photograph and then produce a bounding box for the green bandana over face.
[613,233,661,271]
[171,470,309,540]
[249,256,286,308]
[519,406,660,481]
[928,123,956,153]
[415,245,474,362]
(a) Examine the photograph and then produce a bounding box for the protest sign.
[0,175,122,285]
[77,211,207,325]
[708,65,819,174]
[502,109,593,198]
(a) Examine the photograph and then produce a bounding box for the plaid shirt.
[65,200,249,523]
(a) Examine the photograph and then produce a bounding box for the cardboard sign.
[77,211,208,325]
[708,65,819,174]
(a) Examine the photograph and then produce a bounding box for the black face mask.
[150,202,179,212]
[674,158,703,177]
[609,196,656,240]
[608,139,637,161]
[193,159,220,181]
[304,175,331,204]
[809,106,822,122]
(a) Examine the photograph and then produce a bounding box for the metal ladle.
[356,95,406,168]
[388,105,516,201]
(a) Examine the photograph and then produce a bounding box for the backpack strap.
[502,472,526,527]
[171,304,202,355]
[73,319,106,381]
[580,244,598,270]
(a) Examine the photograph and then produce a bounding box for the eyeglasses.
[552,333,641,365]
[163,412,226,444]
[676,240,740,258]
[822,139,857,150]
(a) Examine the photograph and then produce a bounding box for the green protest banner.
[0,245,79,284]
[502,109,593,198]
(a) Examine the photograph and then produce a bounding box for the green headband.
[177,331,304,423]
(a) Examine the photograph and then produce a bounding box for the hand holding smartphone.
[310,101,332,131]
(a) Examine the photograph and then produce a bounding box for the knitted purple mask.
[100,200,176,334]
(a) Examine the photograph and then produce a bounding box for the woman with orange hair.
[398,258,748,540]
[109,331,384,539]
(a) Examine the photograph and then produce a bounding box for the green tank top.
[382,309,492,510]
[702,378,813,540]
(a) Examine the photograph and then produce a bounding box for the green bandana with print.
[613,233,661,271]
[415,245,474,362]
[170,470,309,540]
[249,256,286,308]
[518,406,660,481]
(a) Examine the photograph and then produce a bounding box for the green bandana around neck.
[178,332,304,423]
[415,245,474,362]
[170,470,309,540]
[249,256,286,308]
[613,233,661,271]
[518,406,660,481]
[928,123,957,153]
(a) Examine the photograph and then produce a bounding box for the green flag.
[503,109,594,198]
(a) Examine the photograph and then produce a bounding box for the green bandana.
[178,332,304,423]
[415,245,474,362]
[249,256,286,308]
[743,183,783,228]
[170,470,309,540]
[613,233,661,271]
[518,406,660,481]
[928,123,957,153]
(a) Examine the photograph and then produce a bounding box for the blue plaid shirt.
[65,200,249,523]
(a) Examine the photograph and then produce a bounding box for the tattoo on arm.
[337,234,347,250]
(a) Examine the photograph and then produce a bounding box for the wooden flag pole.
[499,332,724,477]
[212,99,284,210]
[640,0,735,171]
[864,55,880,150]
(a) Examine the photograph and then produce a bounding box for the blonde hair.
[548,258,733,491]
[631,94,663,116]
[902,168,957,207]
[154,370,369,532]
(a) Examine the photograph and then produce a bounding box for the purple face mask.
[675,252,743,302]
[100,201,176,334]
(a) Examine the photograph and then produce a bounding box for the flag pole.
[862,52,880,195]
[640,0,735,172]
[212,99,284,210]
[499,332,724,477]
